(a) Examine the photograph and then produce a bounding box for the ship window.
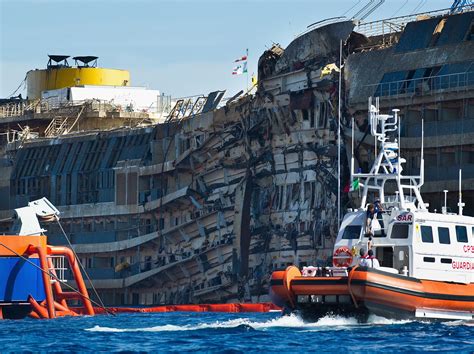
[438,227,450,244]
[391,223,409,239]
[455,226,468,243]
[423,257,435,263]
[466,21,474,41]
[420,226,433,243]
[342,225,362,239]
[440,258,452,264]
[302,109,309,121]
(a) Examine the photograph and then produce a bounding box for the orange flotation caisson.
[73,303,281,314]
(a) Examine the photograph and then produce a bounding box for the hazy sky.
[0,0,452,99]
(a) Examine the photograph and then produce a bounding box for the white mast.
[458,169,464,216]
[421,119,424,185]
[443,190,448,214]
[351,117,355,190]
[337,39,342,227]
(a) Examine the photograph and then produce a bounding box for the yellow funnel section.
[26,67,130,99]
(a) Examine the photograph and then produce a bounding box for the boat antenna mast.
[350,98,427,211]
[458,169,465,215]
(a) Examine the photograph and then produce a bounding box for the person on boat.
[358,248,368,265]
[374,199,384,213]
[359,249,380,268]
[367,249,380,268]
[365,204,376,235]
[366,201,386,237]
[374,199,386,236]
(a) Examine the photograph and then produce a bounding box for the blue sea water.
[0,311,473,352]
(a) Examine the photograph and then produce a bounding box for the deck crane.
[352,0,386,21]
[450,0,474,13]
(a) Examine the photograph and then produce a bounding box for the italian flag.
[349,178,360,192]
[232,62,248,76]
[234,55,248,62]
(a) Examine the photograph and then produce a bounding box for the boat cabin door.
[393,246,410,274]
[376,246,410,273]
[377,247,393,268]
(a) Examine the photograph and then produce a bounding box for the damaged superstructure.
[1,7,473,305]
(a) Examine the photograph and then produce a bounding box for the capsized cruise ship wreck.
[0,6,473,306]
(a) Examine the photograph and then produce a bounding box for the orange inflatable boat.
[270,265,474,321]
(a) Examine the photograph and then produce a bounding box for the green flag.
[349,178,359,192]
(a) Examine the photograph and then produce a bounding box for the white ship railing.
[0,96,173,120]
[366,71,474,99]
[48,255,68,283]
[355,6,464,37]
[0,100,40,118]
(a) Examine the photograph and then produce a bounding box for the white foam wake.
[442,319,474,327]
[85,313,411,333]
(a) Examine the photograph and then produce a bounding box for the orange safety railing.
[25,245,94,319]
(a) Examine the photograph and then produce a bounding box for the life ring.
[333,246,353,268]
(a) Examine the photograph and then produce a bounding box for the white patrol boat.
[270,98,474,321]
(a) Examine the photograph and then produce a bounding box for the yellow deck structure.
[26,55,130,99]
